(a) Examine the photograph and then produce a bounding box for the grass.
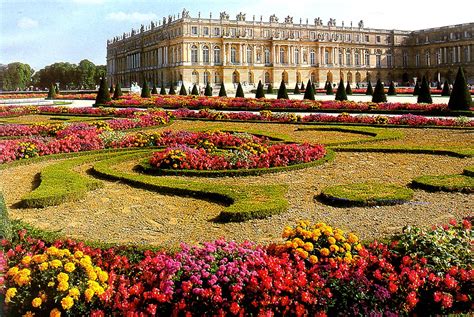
[329,145,474,158]
[412,174,474,193]
[0,192,12,240]
[464,165,474,177]
[319,182,414,207]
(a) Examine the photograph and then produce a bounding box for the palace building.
[106,9,474,89]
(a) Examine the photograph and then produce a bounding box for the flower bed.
[1,218,472,315]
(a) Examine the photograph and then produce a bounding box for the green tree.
[277,80,289,99]
[417,76,433,104]
[141,80,151,98]
[204,82,213,96]
[112,82,123,99]
[151,83,158,94]
[160,85,167,95]
[180,83,188,95]
[94,77,111,106]
[191,84,199,95]
[46,83,57,99]
[293,82,300,94]
[169,85,176,95]
[303,79,315,100]
[441,80,451,96]
[365,81,373,95]
[335,79,348,101]
[448,67,472,110]
[255,80,265,98]
[235,82,245,98]
[345,82,353,95]
[267,83,273,94]
[3,62,33,90]
[77,59,96,89]
[372,79,387,103]
[326,82,334,95]
[387,81,397,95]
[218,84,227,97]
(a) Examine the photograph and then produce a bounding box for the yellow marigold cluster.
[280,220,364,264]
[240,142,268,155]
[3,247,109,314]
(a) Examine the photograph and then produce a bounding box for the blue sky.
[1,0,472,71]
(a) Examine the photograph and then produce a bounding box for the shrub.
[112,82,123,99]
[46,83,57,100]
[168,85,176,95]
[448,67,472,110]
[235,82,245,98]
[277,80,289,99]
[204,82,212,96]
[140,80,151,98]
[417,76,433,104]
[180,83,188,96]
[365,81,373,95]
[326,82,334,95]
[94,77,111,106]
[413,81,420,96]
[441,80,450,96]
[335,79,347,101]
[159,85,167,95]
[267,83,273,94]
[387,81,397,95]
[191,84,199,96]
[151,83,158,95]
[303,79,315,100]
[300,82,305,90]
[293,83,300,95]
[218,84,227,97]
[345,82,352,95]
[255,80,265,98]
[372,79,387,103]
[109,85,114,94]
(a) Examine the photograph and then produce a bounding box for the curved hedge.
[412,174,473,193]
[319,182,414,207]
[463,165,474,177]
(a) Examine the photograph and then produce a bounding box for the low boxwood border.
[329,146,474,158]
[463,165,474,177]
[411,174,474,193]
[318,182,414,207]
[0,192,12,240]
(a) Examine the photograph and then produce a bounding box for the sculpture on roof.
[328,18,336,27]
[220,11,230,20]
[314,17,323,26]
[358,20,364,28]
[269,14,279,23]
[284,15,293,24]
[182,8,190,18]
[236,12,246,21]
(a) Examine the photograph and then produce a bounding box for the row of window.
[410,46,472,67]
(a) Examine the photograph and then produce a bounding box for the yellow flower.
[46,247,60,256]
[7,266,19,277]
[50,259,62,268]
[15,269,31,286]
[74,250,84,259]
[32,254,47,264]
[303,242,314,252]
[98,271,109,283]
[39,262,49,271]
[5,288,17,303]
[334,233,345,242]
[57,272,69,283]
[327,237,336,245]
[320,248,330,257]
[329,245,340,253]
[50,308,61,317]
[61,296,74,310]
[344,243,352,251]
[84,288,94,302]
[354,243,363,251]
[21,255,32,265]
[47,281,55,288]
[87,269,97,281]
[64,262,76,273]
[23,312,35,317]
[57,281,69,292]
[68,287,80,299]
[32,297,42,308]
[309,255,319,264]
[282,226,293,238]
[347,233,359,244]
[296,248,309,259]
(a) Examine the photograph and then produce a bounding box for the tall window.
[436,49,441,65]
[214,72,220,84]
[376,53,381,67]
[346,50,351,66]
[214,27,220,36]
[355,51,360,66]
[191,45,198,63]
[365,50,370,66]
[265,48,270,64]
[213,46,221,64]
[339,50,343,65]
[310,50,316,65]
[464,46,469,62]
[324,49,329,64]
[264,72,270,84]
[387,51,392,67]
[203,72,209,85]
[280,48,285,64]
[191,26,198,35]
[247,46,253,63]
[295,49,299,64]
[415,53,420,67]
[403,51,408,67]
[202,46,209,63]
[231,46,237,63]
[425,50,430,66]
[192,71,199,84]
[203,27,209,36]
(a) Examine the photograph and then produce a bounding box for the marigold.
[46,247,60,256]
[320,248,330,257]
[61,296,74,310]
[309,255,319,264]
[50,308,61,317]
[303,242,314,252]
[347,233,359,244]
[31,297,42,308]
[73,250,84,259]
[57,272,69,283]
[50,259,62,268]
[23,312,34,317]
[329,245,339,253]
[98,271,108,283]
[64,262,75,273]
[57,281,69,292]
[327,237,336,245]
[69,287,80,299]
[39,262,49,271]
[5,287,17,303]
[84,288,94,302]
[21,255,32,265]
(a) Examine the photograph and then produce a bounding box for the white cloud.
[17,17,39,29]
[106,12,158,23]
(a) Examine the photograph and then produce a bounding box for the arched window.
[425,50,431,66]
[203,71,210,84]
[310,50,316,65]
[264,72,270,84]
[213,46,221,64]
[280,48,285,64]
[295,49,299,64]
[231,46,237,63]
[324,49,329,64]
[192,71,199,84]
[232,71,239,83]
[214,72,220,84]
[346,50,351,66]
[355,51,360,66]
[365,50,370,66]
[247,46,253,63]
[202,46,209,63]
[191,45,198,63]
[339,50,343,65]
[264,48,270,64]
[387,50,392,67]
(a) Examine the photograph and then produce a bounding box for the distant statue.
[140,24,144,32]
[236,12,246,21]
[163,17,166,25]
[150,21,155,29]
[220,11,229,20]
[130,82,141,95]
[284,15,293,23]
[182,8,190,18]
[269,14,278,23]
[168,15,172,23]
[328,18,336,27]
[358,20,364,28]
[314,17,323,26]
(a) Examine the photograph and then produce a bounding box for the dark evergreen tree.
[218,84,227,97]
[159,85,167,95]
[365,81,373,95]
[191,84,199,95]
[94,77,111,106]
[46,83,57,99]
[417,76,433,104]
[324,81,329,90]
[267,83,273,94]
[109,84,114,94]
[448,67,472,110]
[441,80,451,96]
[112,82,123,99]
[345,82,353,95]
[277,80,289,99]
[312,82,316,93]
[169,85,176,95]
[255,80,265,98]
[371,79,387,103]
[151,83,158,94]
[326,82,334,95]
[141,80,151,98]
[387,81,397,95]
[335,79,347,101]
[303,79,315,100]
[413,81,420,96]
[204,82,213,96]
[301,82,305,90]
[235,82,245,98]
[293,82,301,94]
[179,83,188,95]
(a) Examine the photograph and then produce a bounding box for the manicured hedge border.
[329,146,474,158]
[464,165,474,177]
[90,152,289,222]
[411,174,474,193]
[318,182,414,207]
[0,192,11,240]
[137,150,335,178]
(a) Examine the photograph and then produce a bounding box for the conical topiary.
[303,79,315,100]
[94,77,111,106]
[441,80,451,96]
[326,82,334,95]
[159,85,167,95]
[255,80,265,98]
[301,82,305,91]
[436,81,442,90]
[365,81,373,95]
[335,79,347,101]
[141,80,151,98]
[180,83,188,95]
[417,76,433,104]
[413,81,420,96]
[267,83,273,94]
[293,83,300,94]
[204,82,212,96]
[47,83,57,99]
[277,80,289,99]
[371,79,387,103]
[345,82,353,95]
[112,82,123,99]
[235,82,245,98]
[324,81,329,90]
[109,85,114,94]
[191,84,199,95]
[312,82,316,93]
[387,81,397,96]
[151,83,158,94]
[169,85,176,95]
[448,67,472,110]
[218,84,227,97]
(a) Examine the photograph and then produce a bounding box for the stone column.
[223,43,227,64]
[458,46,461,63]
[468,45,471,62]
[239,43,243,64]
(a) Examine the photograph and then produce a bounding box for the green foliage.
[448,67,472,110]
[365,81,373,95]
[159,85,167,95]
[326,82,333,95]
[463,165,474,177]
[293,83,300,94]
[372,79,387,103]
[191,84,198,96]
[180,83,188,96]
[319,182,414,207]
[46,83,57,99]
[94,77,111,106]
[417,76,433,104]
[141,80,151,98]
[235,82,245,98]
[267,83,273,94]
[151,83,158,94]
[112,82,123,99]
[169,85,176,95]
[387,81,397,95]
[0,192,12,240]
[255,80,265,98]
[441,80,451,96]
[335,79,347,101]
[218,84,227,97]
[204,82,213,96]
[78,59,99,89]
[277,80,289,99]
[412,174,473,193]
[303,79,315,100]
[109,84,114,94]
[345,82,352,95]
[2,62,33,90]
[413,81,420,96]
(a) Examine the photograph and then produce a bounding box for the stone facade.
[106,10,474,89]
